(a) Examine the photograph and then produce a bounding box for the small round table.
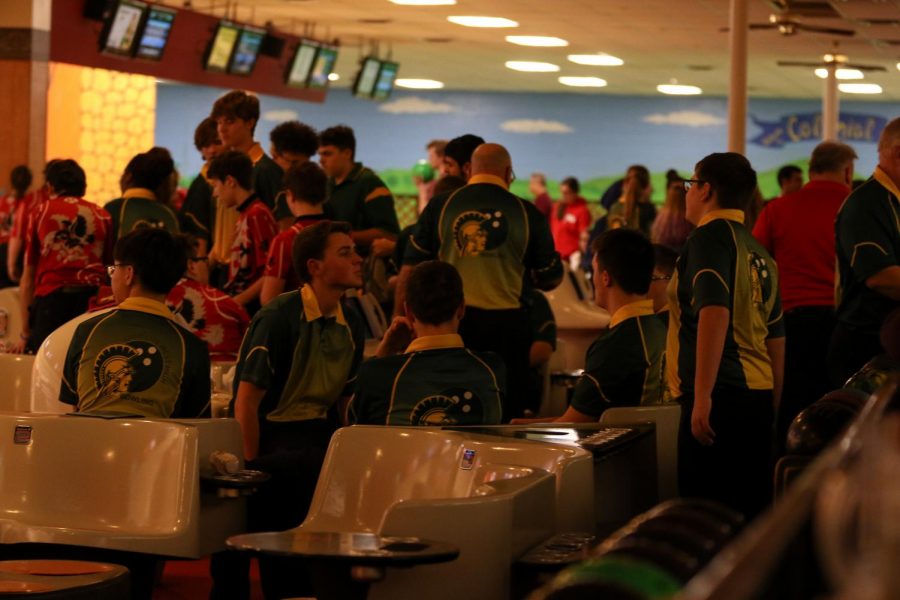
[227,530,459,600]
[0,560,130,598]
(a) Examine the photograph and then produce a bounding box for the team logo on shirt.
[410,388,484,425]
[452,209,508,257]
[48,211,96,262]
[748,252,774,306]
[93,341,164,400]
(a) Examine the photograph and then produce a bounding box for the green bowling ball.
[412,159,435,183]
[543,555,682,599]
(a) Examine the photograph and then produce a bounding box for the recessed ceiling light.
[328,73,340,81]
[839,83,882,94]
[448,15,518,28]
[567,53,623,66]
[505,61,560,72]
[657,84,702,95]
[390,0,456,5]
[395,78,444,89]
[505,35,568,47]
[559,76,607,87]
[896,62,900,71]
[814,68,864,80]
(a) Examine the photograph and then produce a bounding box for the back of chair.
[0,354,34,412]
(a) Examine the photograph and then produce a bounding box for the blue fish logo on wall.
[750,113,886,148]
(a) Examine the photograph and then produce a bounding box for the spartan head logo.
[748,251,774,306]
[452,209,508,257]
[410,388,484,425]
[93,341,164,400]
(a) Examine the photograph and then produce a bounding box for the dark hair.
[318,125,356,159]
[665,168,681,185]
[695,152,758,210]
[115,228,188,294]
[284,162,327,206]
[178,233,202,259]
[291,221,352,284]
[406,261,464,325]
[776,164,802,186]
[591,228,654,295]
[10,165,32,197]
[433,175,466,197]
[194,117,221,152]
[271,121,319,158]
[210,90,260,134]
[125,148,175,192]
[561,176,580,193]
[627,165,651,190]
[207,150,254,190]
[45,159,87,197]
[652,243,679,276]
[443,134,485,169]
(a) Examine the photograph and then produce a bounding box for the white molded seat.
[300,426,592,600]
[0,287,23,347]
[543,265,608,370]
[0,354,34,412]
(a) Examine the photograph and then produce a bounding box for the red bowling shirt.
[224,195,277,296]
[752,179,850,311]
[167,277,250,359]
[550,196,591,259]
[24,196,113,297]
[0,193,18,245]
[264,214,326,291]
[11,187,48,240]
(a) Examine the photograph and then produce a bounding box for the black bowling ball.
[645,505,739,541]
[786,389,868,456]
[843,355,899,395]
[603,537,701,583]
[631,516,721,559]
[542,555,682,600]
[648,498,745,531]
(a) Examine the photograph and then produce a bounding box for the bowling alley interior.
[1,0,900,598]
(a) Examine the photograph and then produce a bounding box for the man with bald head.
[398,142,563,419]
[829,117,900,385]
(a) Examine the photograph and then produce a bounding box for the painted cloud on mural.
[379,97,456,114]
[643,111,725,127]
[262,109,300,122]
[500,119,573,134]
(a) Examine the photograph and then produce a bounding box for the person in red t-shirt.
[7,162,54,283]
[13,159,112,354]
[550,176,592,262]
[260,162,327,305]
[167,235,250,360]
[207,151,277,316]
[752,141,857,453]
[0,165,34,287]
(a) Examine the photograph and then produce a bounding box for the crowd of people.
[1,86,899,598]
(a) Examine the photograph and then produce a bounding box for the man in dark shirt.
[179,117,223,252]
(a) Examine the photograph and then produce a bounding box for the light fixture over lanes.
[447,16,518,28]
[505,35,568,47]
[505,61,560,72]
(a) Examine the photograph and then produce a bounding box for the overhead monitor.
[228,26,266,76]
[307,45,338,90]
[204,20,241,72]
[134,5,176,60]
[372,61,399,101]
[353,56,381,98]
[99,0,147,56]
[286,40,320,88]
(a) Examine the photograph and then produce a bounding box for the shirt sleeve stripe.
[850,241,888,267]
[365,187,392,203]
[692,268,730,293]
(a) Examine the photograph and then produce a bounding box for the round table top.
[227,531,459,566]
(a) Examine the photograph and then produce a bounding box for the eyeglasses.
[683,179,705,191]
[651,274,672,281]
[106,263,131,277]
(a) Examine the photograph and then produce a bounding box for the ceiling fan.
[776,45,885,72]
[721,13,855,37]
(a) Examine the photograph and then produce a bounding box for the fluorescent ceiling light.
[390,0,456,5]
[559,76,607,87]
[505,61,560,72]
[447,15,518,28]
[567,53,623,66]
[505,35,568,47]
[896,62,900,71]
[395,78,444,89]
[839,83,882,94]
[657,84,702,95]
[814,68,864,80]
[328,73,340,81]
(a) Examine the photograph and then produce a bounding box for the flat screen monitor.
[100,0,147,56]
[307,45,338,90]
[372,61,399,101]
[134,5,176,60]
[228,26,266,76]
[353,57,381,98]
[205,21,241,72]
[286,40,319,88]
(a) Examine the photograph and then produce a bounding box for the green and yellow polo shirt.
[572,299,666,417]
[59,297,211,418]
[180,164,214,246]
[529,289,557,349]
[325,162,400,235]
[835,167,900,334]
[666,210,784,399]
[248,142,285,218]
[234,284,366,423]
[349,333,504,425]
[404,174,563,310]
[104,188,180,240]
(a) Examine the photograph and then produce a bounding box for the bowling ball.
[543,555,682,600]
[412,159,435,183]
[602,537,700,583]
[843,355,900,395]
[631,517,721,559]
[648,498,745,531]
[785,389,867,456]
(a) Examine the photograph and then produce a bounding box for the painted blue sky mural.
[156,83,896,189]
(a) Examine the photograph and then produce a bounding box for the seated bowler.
[60,228,211,418]
[350,260,504,426]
